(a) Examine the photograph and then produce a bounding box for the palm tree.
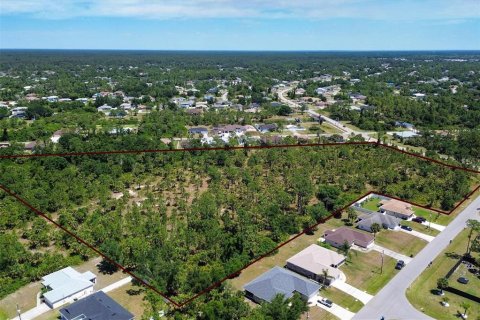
[459,301,470,318]
[436,277,449,295]
[466,219,480,254]
[347,208,358,225]
[371,223,381,239]
[322,268,329,287]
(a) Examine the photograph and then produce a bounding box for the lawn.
[229,217,345,291]
[402,220,440,237]
[449,263,480,297]
[413,206,451,225]
[361,198,381,211]
[320,286,364,312]
[406,229,480,319]
[107,283,146,318]
[340,250,397,295]
[301,306,339,320]
[375,230,428,257]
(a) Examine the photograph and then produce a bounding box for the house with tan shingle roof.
[286,244,345,285]
[324,227,374,249]
[379,199,415,220]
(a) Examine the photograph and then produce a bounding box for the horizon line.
[1,48,480,53]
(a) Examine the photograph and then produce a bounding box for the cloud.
[1,0,479,21]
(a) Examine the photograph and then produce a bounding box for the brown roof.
[379,199,414,216]
[324,227,374,248]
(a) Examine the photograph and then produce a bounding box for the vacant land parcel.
[0,144,477,306]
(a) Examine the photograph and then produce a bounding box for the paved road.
[354,194,480,320]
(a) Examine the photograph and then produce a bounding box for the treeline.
[0,143,475,305]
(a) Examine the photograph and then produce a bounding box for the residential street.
[353,194,480,320]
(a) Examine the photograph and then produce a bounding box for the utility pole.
[16,304,22,320]
[380,250,384,274]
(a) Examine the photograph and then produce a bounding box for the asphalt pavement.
[353,194,480,320]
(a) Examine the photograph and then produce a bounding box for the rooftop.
[286,244,344,278]
[42,267,96,304]
[244,266,320,302]
[59,291,134,320]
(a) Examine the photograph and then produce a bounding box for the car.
[318,298,333,308]
[412,217,426,223]
[395,260,405,270]
[458,277,469,284]
[401,225,413,231]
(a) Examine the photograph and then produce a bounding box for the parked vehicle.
[412,217,426,223]
[395,260,405,270]
[401,225,413,231]
[318,298,333,308]
[458,277,469,284]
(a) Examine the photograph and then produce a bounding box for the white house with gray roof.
[244,266,320,304]
[41,267,96,308]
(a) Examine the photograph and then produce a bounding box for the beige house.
[379,199,415,219]
[286,244,345,285]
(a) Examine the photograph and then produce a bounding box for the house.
[257,123,278,133]
[188,127,208,135]
[270,102,282,107]
[244,266,320,304]
[10,107,28,118]
[211,125,246,135]
[295,88,306,96]
[379,199,415,220]
[41,267,96,308]
[59,291,134,320]
[394,121,414,129]
[286,244,345,285]
[357,211,401,232]
[50,130,65,143]
[187,108,203,115]
[413,93,426,99]
[97,104,113,114]
[324,227,374,249]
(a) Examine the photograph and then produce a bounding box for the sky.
[0,0,479,50]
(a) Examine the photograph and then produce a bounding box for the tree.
[436,277,449,295]
[341,240,351,257]
[371,223,381,238]
[466,219,480,254]
[459,301,470,318]
[322,268,329,286]
[347,208,358,225]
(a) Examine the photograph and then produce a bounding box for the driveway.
[331,280,373,304]
[10,303,50,320]
[422,221,445,231]
[312,295,356,320]
[371,244,412,264]
[399,228,435,242]
[354,194,480,320]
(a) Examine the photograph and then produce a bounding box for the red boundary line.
[0,142,479,307]
[0,141,479,175]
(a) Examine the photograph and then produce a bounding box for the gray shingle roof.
[59,291,134,320]
[243,266,320,302]
[358,211,401,230]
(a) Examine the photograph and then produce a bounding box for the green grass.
[406,229,480,319]
[340,250,397,295]
[402,221,440,237]
[320,286,364,312]
[413,206,451,225]
[375,230,428,257]
[449,263,480,297]
[0,309,8,320]
[361,198,381,211]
